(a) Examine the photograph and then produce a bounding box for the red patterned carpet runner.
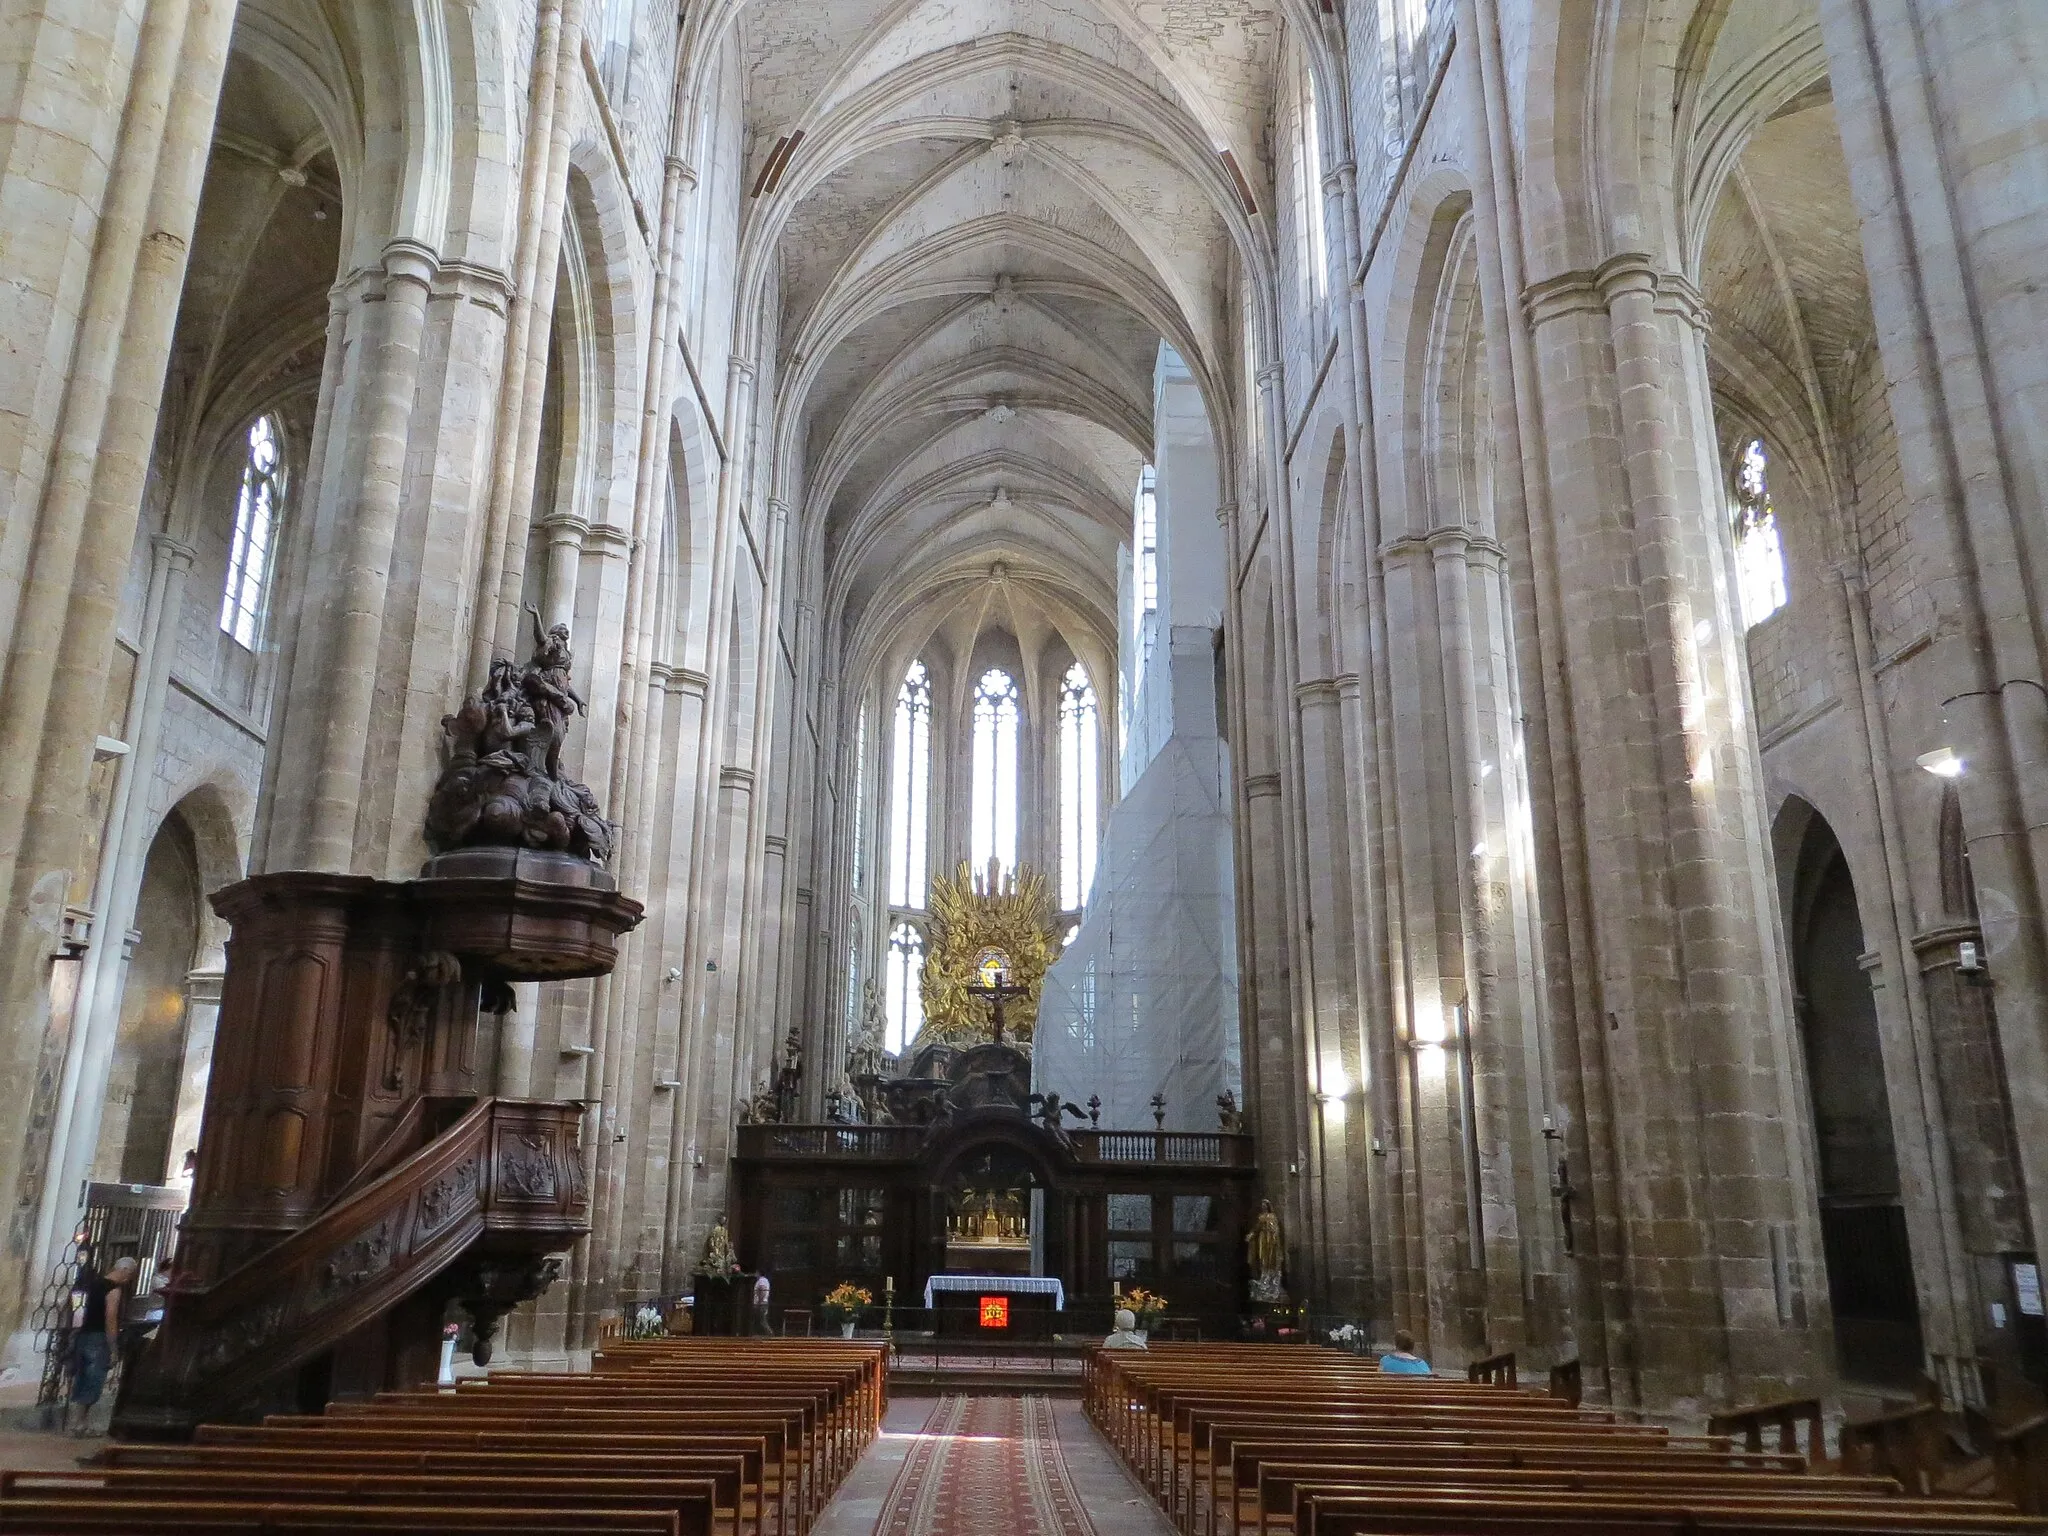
[877,1396,1097,1536]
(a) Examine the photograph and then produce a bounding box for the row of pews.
[0,1337,886,1534]
[1084,1343,2048,1536]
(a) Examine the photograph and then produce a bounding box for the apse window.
[885,920,924,1055]
[851,701,870,894]
[888,661,932,908]
[219,414,284,649]
[971,667,1020,875]
[1733,436,1787,628]
[1059,662,1100,911]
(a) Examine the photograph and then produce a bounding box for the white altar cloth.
[923,1274,1065,1310]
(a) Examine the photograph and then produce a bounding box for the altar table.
[923,1274,1065,1309]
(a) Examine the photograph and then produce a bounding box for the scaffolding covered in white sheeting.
[1034,628,1240,1131]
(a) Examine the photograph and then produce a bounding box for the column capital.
[151,532,198,572]
[537,511,593,547]
[1256,362,1285,389]
[380,238,440,289]
[1523,253,1710,331]
[583,522,637,556]
[668,157,699,188]
[1216,500,1239,526]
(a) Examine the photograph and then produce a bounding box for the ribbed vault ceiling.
[723,0,1282,682]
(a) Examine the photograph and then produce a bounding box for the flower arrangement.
[820,1282,872,1324]
[1122,1287,1167,1328]
[1328,1322,1362,1351]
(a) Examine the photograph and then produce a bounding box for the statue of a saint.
[700,1216,738,1275]
[737,1072,779,1125]
[772,1027,803,1123]
[426,617,615,865]
[1246,1198,1286,1303]
[848,983,887,1079]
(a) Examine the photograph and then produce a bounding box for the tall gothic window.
[220,414,284,649]
[851,700,870,894]
[971,668,1020,875]
[887,661,931,908]
[1733,436,1788,628]
[885,921,924,1055]
[1059,662,1100,910]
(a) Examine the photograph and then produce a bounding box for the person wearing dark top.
[66,1257,136,1435]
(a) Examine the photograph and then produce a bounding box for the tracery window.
[970,668,1020,876]
[885,921,924,1055]
[887,661,931,908]
[1733,437,1788,628]
[1058,662,1099,911]
[219,414,284,650]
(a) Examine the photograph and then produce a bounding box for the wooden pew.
[0,1340,888,1536]
[1090,1344,2048,1536]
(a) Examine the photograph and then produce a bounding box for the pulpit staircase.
[117,1093,588,1435]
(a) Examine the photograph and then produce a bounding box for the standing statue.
[1246,1198,1286,1304]
[1216,1089,1243,1134]
[737,1072,779,1126]
[426,613,615,864]
[772,1028,803,1123]
[699,1216,739,1275]
[848,982,887,1079]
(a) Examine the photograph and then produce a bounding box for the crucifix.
[966,948,1029,1046]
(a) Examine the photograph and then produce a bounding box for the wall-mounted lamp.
[1369,1138,1386,1157]
[654,1077,681,1091]
[1959,940,1984,975]
[1917,747,1965,778]
[561,1043,594,1058]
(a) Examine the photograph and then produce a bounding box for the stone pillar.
[1294,675,1371,1318]
[165,966,224,1183]
[1818,0,2048,1270]
[1519,254,1831,1415]
[26,533,195,1293]
[0,0,236,1348]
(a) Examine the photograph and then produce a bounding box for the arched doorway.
[1783,803,1923,1386]
[94,810,203,1185]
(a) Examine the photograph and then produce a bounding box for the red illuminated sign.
[979,1296,1009,1328]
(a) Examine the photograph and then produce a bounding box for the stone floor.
[813,1394,1174,1536]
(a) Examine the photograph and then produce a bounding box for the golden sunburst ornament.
[919,859,1060,1049]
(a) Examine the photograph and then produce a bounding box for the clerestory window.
[887,661,931,908]
[219,414,284,650]
[1058,662,1099,911]
[1733,436,1788,628]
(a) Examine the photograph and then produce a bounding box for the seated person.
[1102,1308,1149,1350]
[1377,1329,1432,1375]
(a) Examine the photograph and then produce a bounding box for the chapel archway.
[1782,800,1924,1387]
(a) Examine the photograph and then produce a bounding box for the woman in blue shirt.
[1378,1329,1432,1375]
